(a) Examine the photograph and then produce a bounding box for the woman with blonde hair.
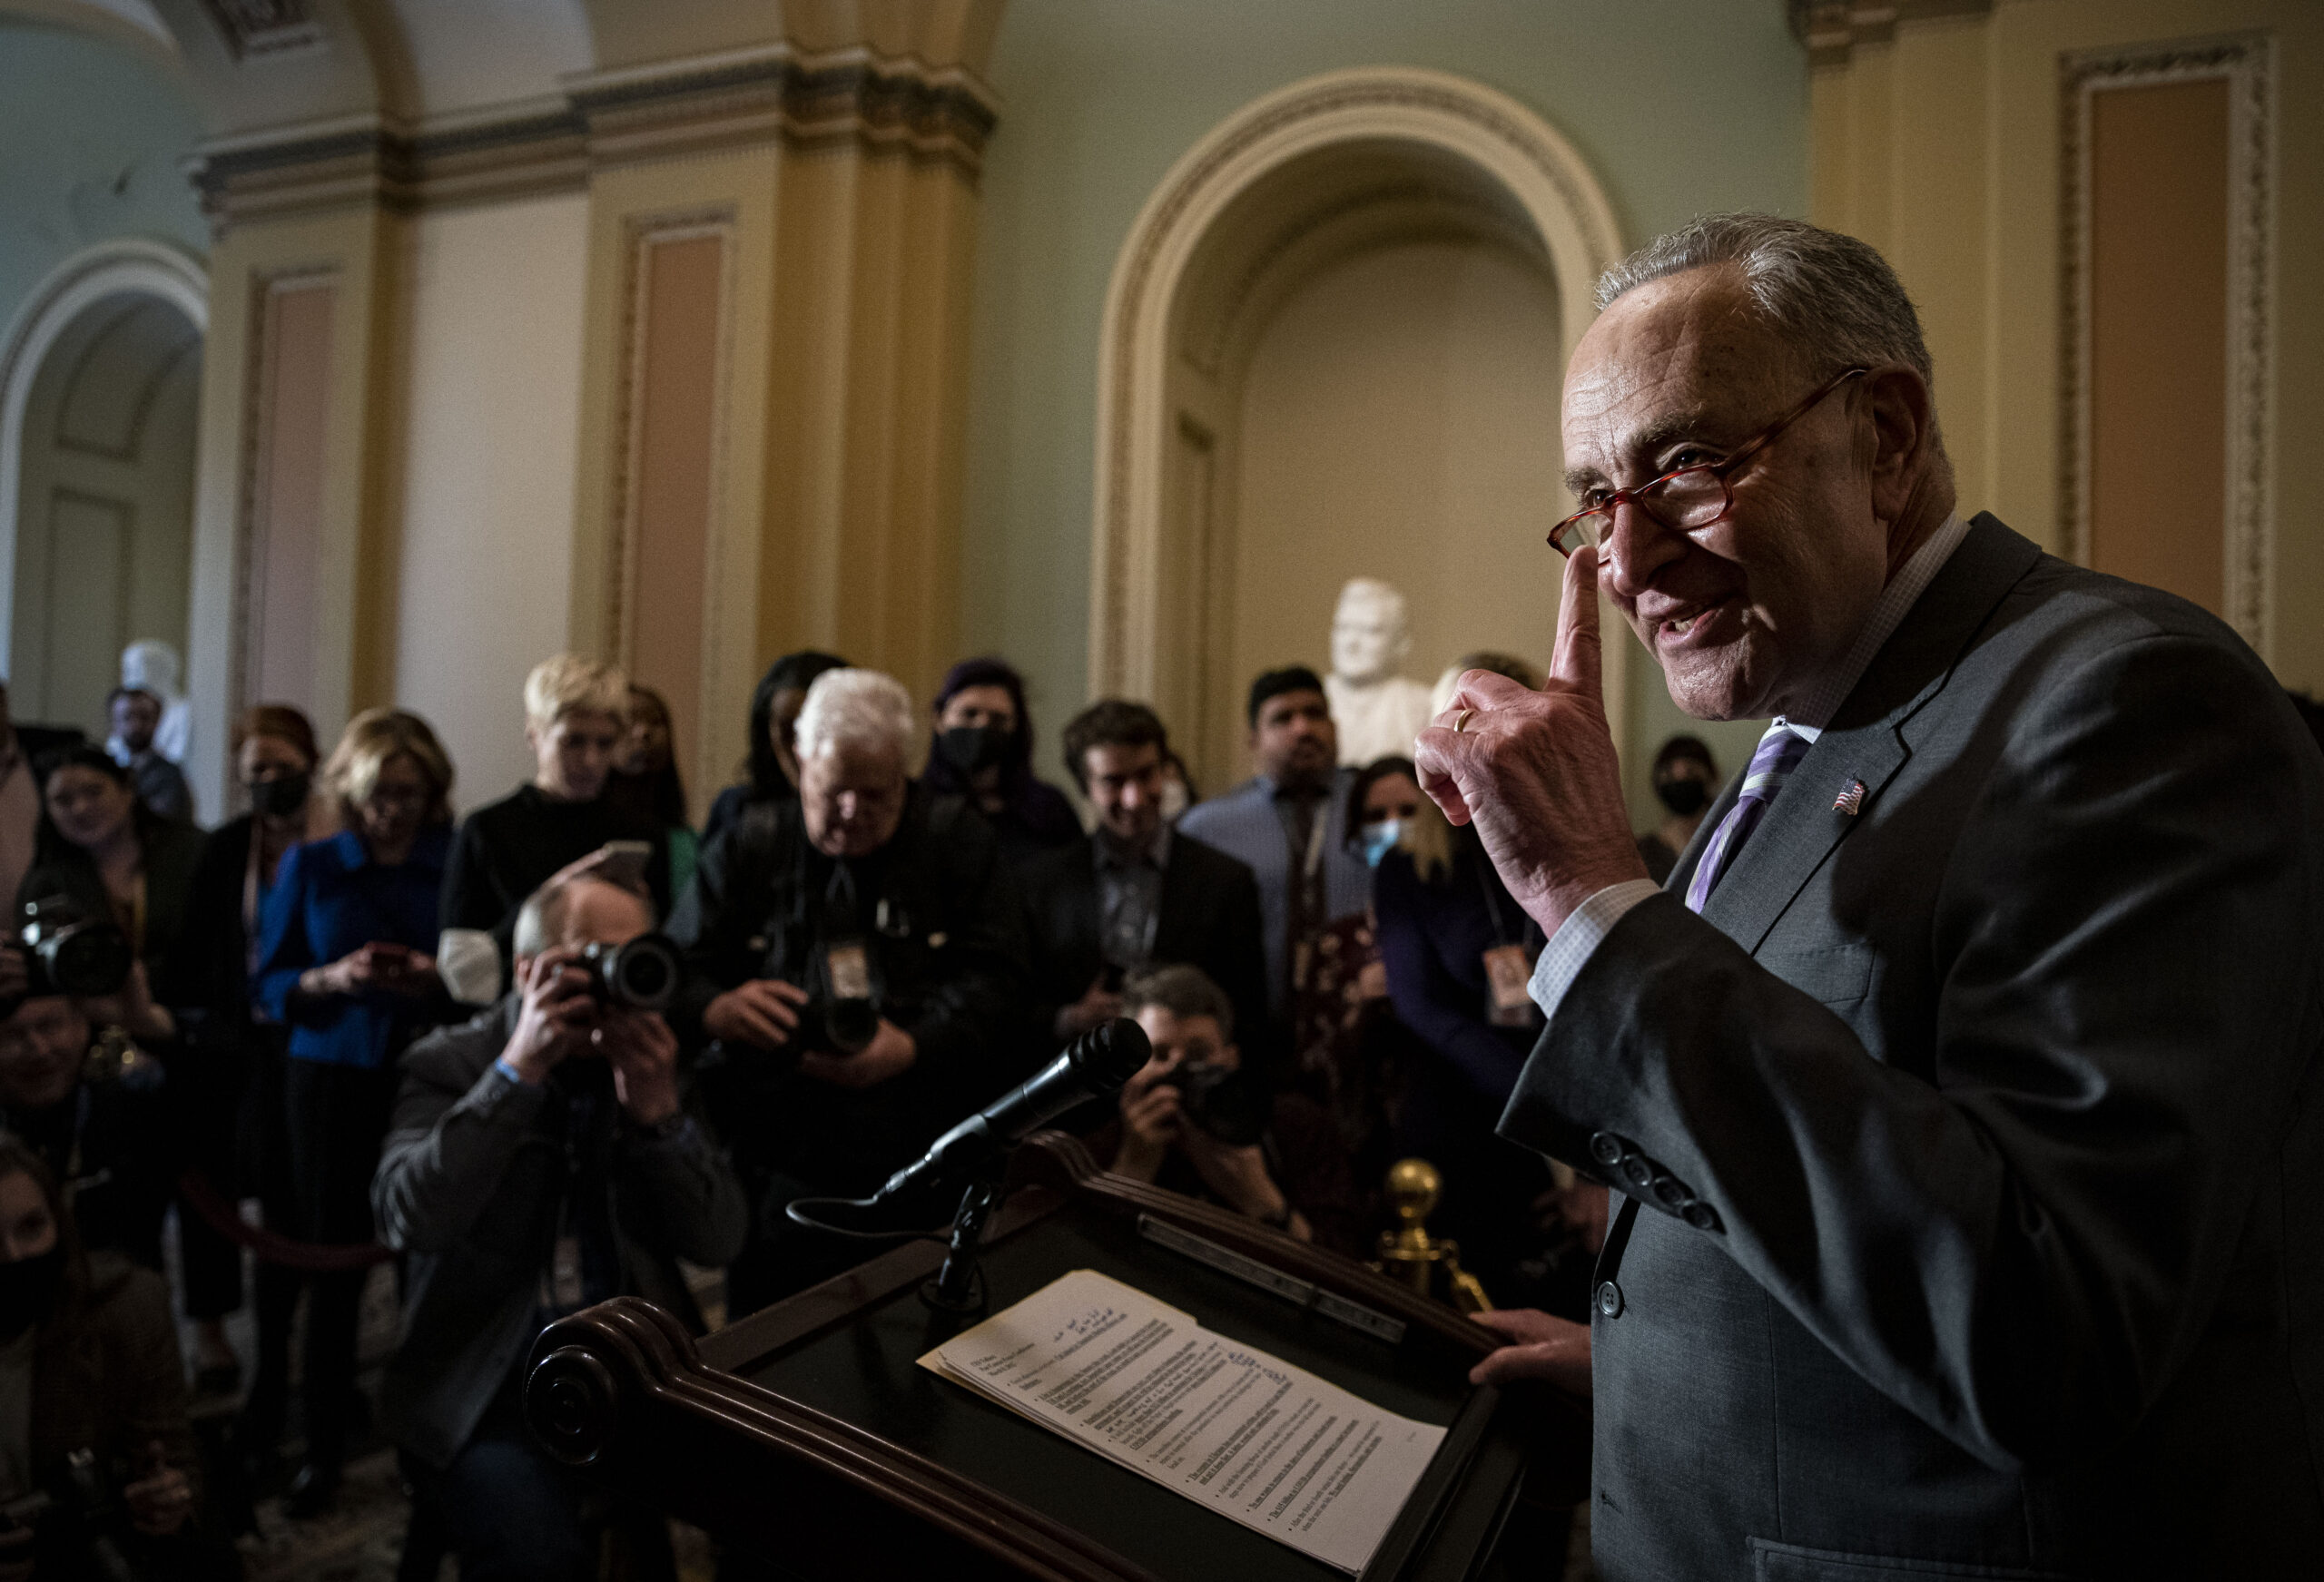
[251,707,455,1515]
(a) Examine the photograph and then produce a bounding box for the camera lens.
[591,934,680,1013]
[611,938,677,1010]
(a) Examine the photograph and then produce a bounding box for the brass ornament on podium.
[1373,1158,1492,1314]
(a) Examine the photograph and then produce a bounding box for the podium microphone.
[786,1017,1151,1237]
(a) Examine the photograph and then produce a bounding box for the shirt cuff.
[492,1056,533,1086]
[1529,879,1665,1025]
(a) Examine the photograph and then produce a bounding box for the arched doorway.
[1090,68,1622,788]
[0,241,207,747]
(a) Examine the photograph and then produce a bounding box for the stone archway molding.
[0,238,210,670]
[1088,65,1623,707]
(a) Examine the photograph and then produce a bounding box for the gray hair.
[793,667,915,765]
[512,870,651,958]
[1594,213,1935,388]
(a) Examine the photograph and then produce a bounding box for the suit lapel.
[1699,515,2044,954]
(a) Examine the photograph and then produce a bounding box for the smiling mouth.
[1658,596,1737,646]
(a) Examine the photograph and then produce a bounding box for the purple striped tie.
[1685,724,1812,913]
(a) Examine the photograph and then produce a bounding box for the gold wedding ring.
[1452,708,1476,734]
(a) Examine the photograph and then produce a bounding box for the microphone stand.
[922,1172,1006,1313]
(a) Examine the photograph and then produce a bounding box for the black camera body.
[1155,1061,1265,1146]
[0,1447,138,1582]
[17,897,133,1000]
[789,992,877,1056]
[575,933,682,1013]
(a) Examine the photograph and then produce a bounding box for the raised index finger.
[1548,544,1603,698]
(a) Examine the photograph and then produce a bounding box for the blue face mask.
[1359,819,1403,869]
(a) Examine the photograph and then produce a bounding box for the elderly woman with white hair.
[666,667,1029,1314]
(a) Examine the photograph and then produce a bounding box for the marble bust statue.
[1323,577,1437,767]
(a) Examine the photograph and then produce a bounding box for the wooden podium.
[523,1134,1589,1582]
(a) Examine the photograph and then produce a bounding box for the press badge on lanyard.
[825,939,873,1000]
[1482,944,1535,1027]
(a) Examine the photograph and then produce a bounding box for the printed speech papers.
[917,1269,1446,1573]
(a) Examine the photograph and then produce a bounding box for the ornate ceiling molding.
[1787,1,1993,69]
[184,41,1000,227]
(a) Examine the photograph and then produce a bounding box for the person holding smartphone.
[251,708,457,1516]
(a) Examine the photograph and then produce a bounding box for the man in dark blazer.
[1022,701,1268,1066]
[1418,215,2323,1578]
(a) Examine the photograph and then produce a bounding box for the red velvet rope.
[175,1170,395,1272]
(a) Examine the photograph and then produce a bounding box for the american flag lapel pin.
[1834,778,1866,816]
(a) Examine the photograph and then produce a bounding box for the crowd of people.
[0,638,1691,1580]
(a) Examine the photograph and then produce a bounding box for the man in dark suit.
[1021,701,1267,1065]
[1177,670,1372,1039]
[1418,214,2323,1577]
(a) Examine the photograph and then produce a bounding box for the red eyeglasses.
[1549,365,1870,556]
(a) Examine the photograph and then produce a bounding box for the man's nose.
[1600,498,1687,602]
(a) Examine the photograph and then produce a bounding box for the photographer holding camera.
[668,668,1028,1314]
[0,879,191,1282]
[1097,966,1362,1256]
[0,1137,227,1582]
[373,866,743,1582]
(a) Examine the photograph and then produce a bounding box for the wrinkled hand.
[799,1017,916,1089]
[1055,976,1125,1040]
[1468,1308,1592,1395]
[597,1009,681,1125]
[1413,546,1647,938]
[702,978,806,1051]
[502,948,595,1082]
[0,946,25,1006]
[123,1440,193,1536]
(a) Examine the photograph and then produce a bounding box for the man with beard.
[1177,670,1371,1065]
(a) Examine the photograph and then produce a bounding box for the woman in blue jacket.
[251,707,456,1515]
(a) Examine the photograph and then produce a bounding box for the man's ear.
[1864,365,1936,521]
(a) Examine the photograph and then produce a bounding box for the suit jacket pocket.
[1750,1537,2073,1580]
[1755,942,1875,1005]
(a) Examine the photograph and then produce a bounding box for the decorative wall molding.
[1088,66,1622,714]
[230,267,337,722]
[0,239,209,673]
[2059,33,2275,654]
[1788,1,1993,68]
[184,42,1000,228]
[604,211,735,677]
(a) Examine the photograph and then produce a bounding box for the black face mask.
[0,1247,63,1339]
[249,771,311,820]
[1655,777,1710,817]
[936,725,1010,776]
